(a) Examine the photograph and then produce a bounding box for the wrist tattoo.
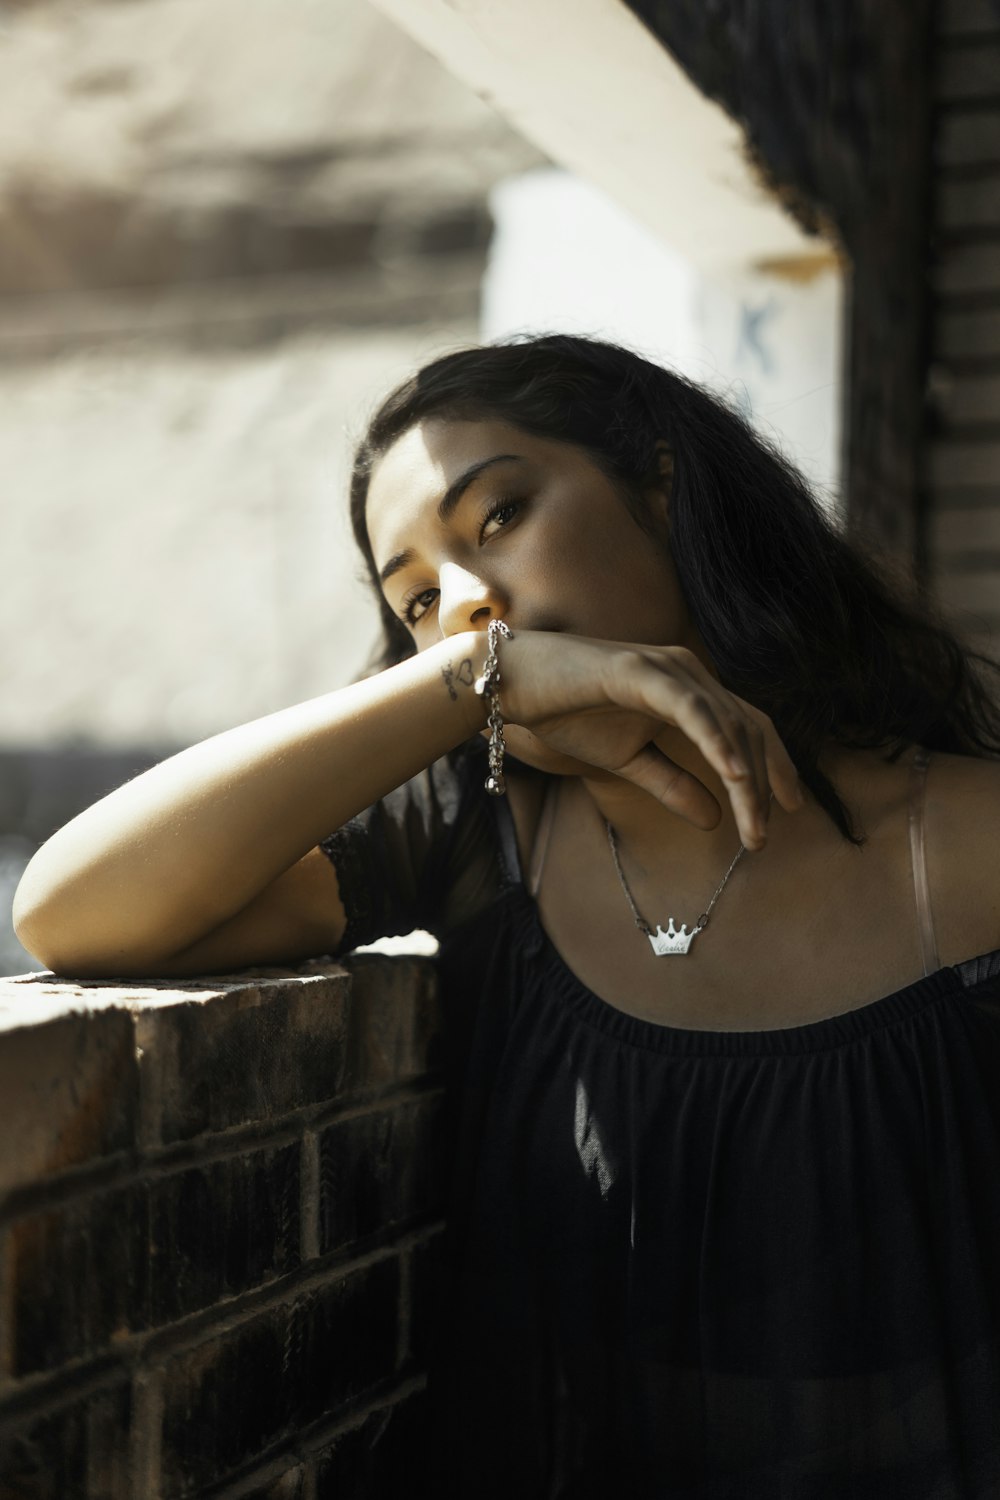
[441,657,475,701]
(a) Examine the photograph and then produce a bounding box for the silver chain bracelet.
[473,618,514,796]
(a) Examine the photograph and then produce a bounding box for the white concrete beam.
[366,0,821,267]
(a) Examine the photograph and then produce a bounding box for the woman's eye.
[399,496,523,626]
[479,496,522,541]
[402,588,437,626]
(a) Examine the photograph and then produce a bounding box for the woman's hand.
[496,630,804,849]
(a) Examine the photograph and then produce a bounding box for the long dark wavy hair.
[348,332,1000,846]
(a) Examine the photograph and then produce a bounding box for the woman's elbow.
[11,894,64,973]
[11,870,131,972]
[12,887,78,972]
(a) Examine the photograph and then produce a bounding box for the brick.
[934,305,1000,359]
[928,440,1000,487]
[0,1008,138,1197]
[160,1257,399,1496]
[300,1131,320,1264]
[134,971,354,1145]
[936,173,1000,234]
[932,241,1000,298]
[130,1368,162,1500]
[927,368,1000,424]
[338,955,444,1090]
[313,1389,431,1500]
[149,1143,301,1326]
[0,1380,131,1500]
[931,487,1000,511]
[936,41,1000,104]
[937,0,1000,37]
[935,107,1000,168]
[86,1383,132,1500]
[930,507,1000,556]
[935,566,1000,615]
[317,1094,448,1257]
[9,1184,148,1376]
[134,960,442,1146]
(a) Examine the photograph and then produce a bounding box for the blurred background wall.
[0,0,544,972]
[1,0,846,975]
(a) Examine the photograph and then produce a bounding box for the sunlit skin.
[12,409,1000,1008]
[362,415,1000,1032]
[365,416,842,892]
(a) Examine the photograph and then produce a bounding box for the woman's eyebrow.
[378,453,526,589]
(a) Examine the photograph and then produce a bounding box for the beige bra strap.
[528,775,561,898]
[909,745,940,977]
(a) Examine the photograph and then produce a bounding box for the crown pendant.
[647,918,704,956]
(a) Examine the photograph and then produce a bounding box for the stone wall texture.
[0,954,447,1498]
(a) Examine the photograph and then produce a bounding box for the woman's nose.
[437,561,508,639]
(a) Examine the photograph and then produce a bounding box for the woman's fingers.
[507,632,804,844]
[739,697,805,817]
[651,648,805,816]
[612,741,723,827]
[617,660,762,843]
[712,688,804,822]
[620,651,802,847]
[731,713,769,839]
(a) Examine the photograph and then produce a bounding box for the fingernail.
[727,753,747,776]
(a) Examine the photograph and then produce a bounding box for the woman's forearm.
[13,631,492,971]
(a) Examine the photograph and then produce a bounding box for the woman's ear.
[649,440,674,528]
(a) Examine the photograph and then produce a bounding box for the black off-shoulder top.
[320,740,1000,1498]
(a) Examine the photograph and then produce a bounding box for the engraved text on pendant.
[648,918,702,956]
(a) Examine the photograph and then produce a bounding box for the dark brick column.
[925,0,1000,652]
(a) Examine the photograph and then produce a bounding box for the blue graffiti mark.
[736,297,780,376]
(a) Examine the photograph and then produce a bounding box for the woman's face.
[364,416,708,774]
[366,416,693,651]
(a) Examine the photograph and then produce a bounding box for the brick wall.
[0,954,448,1499]
[927,0,1000,648]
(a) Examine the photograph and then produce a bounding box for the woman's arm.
[12,630,493,976]
[13,627,801,977]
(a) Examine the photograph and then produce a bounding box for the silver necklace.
[604,793,774,955]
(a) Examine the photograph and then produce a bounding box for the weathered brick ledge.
[0,954,447,1500]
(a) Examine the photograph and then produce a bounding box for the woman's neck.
[569,734,883,888]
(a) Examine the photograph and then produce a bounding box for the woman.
[15,334,1000,1495]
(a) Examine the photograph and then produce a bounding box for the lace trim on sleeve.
[318,819,375,954]
[316,744,505,952]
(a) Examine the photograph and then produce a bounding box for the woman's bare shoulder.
[925,749,1000,964]
[927,747,1000,830]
